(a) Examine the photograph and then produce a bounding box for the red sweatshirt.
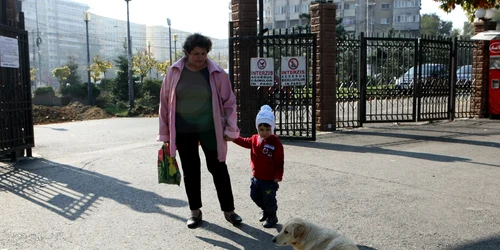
[233,134,284,181]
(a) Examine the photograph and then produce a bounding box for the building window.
[394,0,417,8]
[343,17,355,25]
[381,3,390,9]
[393,14,419,23]
[380,18,389,24]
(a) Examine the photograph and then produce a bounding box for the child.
[233,105,284,228]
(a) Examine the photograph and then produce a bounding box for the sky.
[420,0,469,30]
[73,0,470,39]
[72,0,232,39]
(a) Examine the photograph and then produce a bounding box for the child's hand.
[274,178,281,183]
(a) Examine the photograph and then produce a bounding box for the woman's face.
[186,47,208,69]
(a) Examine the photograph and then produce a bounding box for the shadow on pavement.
[444,235,500,250]
[342,128,500,150]
[0,158,187,221]
[196,221,378,250]
[287,141,471,163]
[196,221,287,249]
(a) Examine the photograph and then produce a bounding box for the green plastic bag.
[157,144,181,186]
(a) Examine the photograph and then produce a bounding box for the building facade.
[21,0,229,88]
[261,0,420,35]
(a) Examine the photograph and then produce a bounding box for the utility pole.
[35,0,42,84]
[84,11,93,106]
[148,41,151,78]
[125,0,134,111]
[167,18,172,66]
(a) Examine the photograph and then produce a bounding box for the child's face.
[258,125,272,139]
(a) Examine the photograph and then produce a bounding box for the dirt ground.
[32,102,112,125]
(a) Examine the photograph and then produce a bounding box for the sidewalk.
[1,118,499,249]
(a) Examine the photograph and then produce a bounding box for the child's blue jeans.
[250,177,279,216]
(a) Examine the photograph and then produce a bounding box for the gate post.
[310,2,337,131]
[472,20,496,118]
[230,0,258,135]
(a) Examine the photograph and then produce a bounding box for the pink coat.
[157,58,240,162]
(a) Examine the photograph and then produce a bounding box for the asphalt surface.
[1,117,500,250]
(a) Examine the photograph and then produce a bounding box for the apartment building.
[22,0,229,87]
[263,0,312,29]
[22,0,89,86]
[261,0,420,35]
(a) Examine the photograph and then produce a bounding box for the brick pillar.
[311,2,337,131]
[231,0,258,135]
[472,21,496,117]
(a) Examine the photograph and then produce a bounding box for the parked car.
[456,65,472,85]
[394,63,447,89]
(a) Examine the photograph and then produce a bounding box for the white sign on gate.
[0,36,19,68]
[280,56,306,86]
[250,57,274,86]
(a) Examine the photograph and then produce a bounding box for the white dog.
[272,218,359,250]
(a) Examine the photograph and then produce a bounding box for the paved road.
[1,118,500,249]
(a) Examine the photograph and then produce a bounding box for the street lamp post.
[173,34,178,62]
[167,18,172,65]
[125,0,134,111]
[84,11,93,105]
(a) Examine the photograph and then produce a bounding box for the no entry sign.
[250,57,274,86]
[280,56,306,86]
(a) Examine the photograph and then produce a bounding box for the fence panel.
[454,38,475,118]
[418,36,453,121]
[365,34,418,122]
[336,35,361,128]
[229,28,316,140]
[0,23,34,159]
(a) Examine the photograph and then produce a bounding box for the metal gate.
[229,28,316,140]
[336,33,475,129]
[0,20,34,160]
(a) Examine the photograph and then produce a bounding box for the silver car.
[456,65,472,85]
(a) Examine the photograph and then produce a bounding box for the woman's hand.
[274,179,281,183]
[223,135,235,141]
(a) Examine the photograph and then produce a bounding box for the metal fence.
[336,33,475,129]
[229,27,317,140]
[0,18,34,160]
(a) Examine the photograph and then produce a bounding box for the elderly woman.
[157,33,242,229]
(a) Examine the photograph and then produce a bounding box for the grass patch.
[103,106,129,117]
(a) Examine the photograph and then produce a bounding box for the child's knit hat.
[255,105,275,132]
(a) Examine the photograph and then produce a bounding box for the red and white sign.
[490,42,500,54]
[250,57,274,86]
[280,56,306,86]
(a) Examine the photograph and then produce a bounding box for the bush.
[141,79,162,105]
[61,82,101,99]
[34,86,55,96]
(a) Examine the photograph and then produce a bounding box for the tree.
[133,48,156,84]
[30,67,37,82]
[421,14,453,36]
[89,63,102,85]
[52,66,71,90]
[93,55,113,79]
[155,60,171,77]
[451,28,461,37]
[435,0,497,20]
[113,55,140,103]
[64,56,82,85]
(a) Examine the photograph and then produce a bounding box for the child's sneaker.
[263,215,278,228]
[259,211,268,222]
